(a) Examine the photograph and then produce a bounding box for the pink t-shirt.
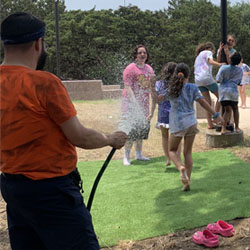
[122,63,154,116]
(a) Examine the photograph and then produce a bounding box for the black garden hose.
[87,148,116,211]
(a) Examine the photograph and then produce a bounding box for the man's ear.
[34,38,42,52]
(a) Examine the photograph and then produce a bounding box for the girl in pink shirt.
[120,45,155,166]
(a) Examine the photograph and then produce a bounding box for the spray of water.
[118,88,151,139]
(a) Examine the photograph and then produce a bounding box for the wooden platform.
[205,129,244,148]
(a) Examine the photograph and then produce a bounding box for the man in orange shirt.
[0,12,127,250]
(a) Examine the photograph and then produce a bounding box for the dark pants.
[0,172,100,250]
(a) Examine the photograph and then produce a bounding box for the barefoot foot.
[235,128,242,133]
[182,184,191,192]
[166,161,171,166]
[180,167,189,185]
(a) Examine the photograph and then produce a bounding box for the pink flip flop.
[206,220,234,237]
[192,229,219,247]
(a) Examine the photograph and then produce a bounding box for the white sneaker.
[123,158,131,166]
[135,156,150,161]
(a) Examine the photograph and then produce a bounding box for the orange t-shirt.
[0,65,77,180]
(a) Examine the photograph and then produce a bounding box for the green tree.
[1,0,249,83]
[229,3,250,64]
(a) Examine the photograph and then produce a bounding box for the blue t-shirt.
[216,65,243,102]
[165,83,203,133]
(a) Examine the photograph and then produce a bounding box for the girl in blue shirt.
[150,62,181,167]
[216,52,243,134]
[151,63,223,191]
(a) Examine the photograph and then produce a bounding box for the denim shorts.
[198,82,219,94]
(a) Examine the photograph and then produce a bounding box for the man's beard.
[36,50,47,70]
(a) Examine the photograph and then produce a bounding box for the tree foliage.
[1,0,249,84]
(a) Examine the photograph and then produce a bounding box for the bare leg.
[183,135,196,181]
[180,134,196,191]
[232,105,240,132]
[176,142,182,164]
[169,134,188,187]
[222,106,232,134]
[213,91,221,113]
[238,86,243,107]
[242,85,247,108]
[169,134,183,170]
[201,91,214,128]
[160,127,171,165]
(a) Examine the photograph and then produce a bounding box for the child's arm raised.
[217,42,231,64]
[217,42,223,63]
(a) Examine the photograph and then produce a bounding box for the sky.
[64,0,248,11]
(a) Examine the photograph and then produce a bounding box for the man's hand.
[107,131,127,149]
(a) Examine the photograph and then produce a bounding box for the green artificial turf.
[77,149,250,247]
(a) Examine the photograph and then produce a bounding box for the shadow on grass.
[78,149,250,247]
[154,150,250,234]
[130,156,167,166]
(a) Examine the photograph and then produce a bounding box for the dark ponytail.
[160,62,177,88]
[168,63,190,98]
